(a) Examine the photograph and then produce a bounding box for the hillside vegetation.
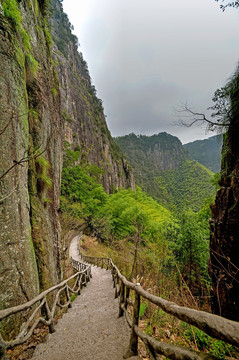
[61,143,216,297]
[115,132,216,211]
[184,135,223,173]
[58,140,238,359]
[156,160,215,211]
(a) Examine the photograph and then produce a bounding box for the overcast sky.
[62,0,239,144]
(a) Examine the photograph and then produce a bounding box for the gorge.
[0,0,239,353]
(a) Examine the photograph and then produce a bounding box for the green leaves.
[61,164,107,217]
[61,142,107,219]
[102,187,173,241]
[156,160,215,212]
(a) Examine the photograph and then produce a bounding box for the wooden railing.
[0,257,91,359]
[81,254,239,360]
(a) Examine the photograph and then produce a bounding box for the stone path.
[31,236,137,360]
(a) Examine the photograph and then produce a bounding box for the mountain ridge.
[115,132,216,211]
[183,134,223,173]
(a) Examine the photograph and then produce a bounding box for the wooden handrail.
[81,254,239,360]
[0,256,91,357]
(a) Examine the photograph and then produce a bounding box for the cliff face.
[0,0,63,336]
[50,1,135,193]
[209,75,239,321]
[115,132,186,174]
[0,0,134,336]
[114,132,187,201]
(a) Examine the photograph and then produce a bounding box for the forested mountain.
[115,132,186,173]
[1,0,239,350]
[184,135,223,173]
[115,132,216,211]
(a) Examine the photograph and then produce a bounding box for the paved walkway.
[32,236,134,360]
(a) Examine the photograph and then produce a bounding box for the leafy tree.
[169,201,212,295]
[61,143,107,219]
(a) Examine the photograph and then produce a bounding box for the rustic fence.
[0,257,91,359]
[81,254,239,360]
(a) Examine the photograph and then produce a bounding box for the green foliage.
[2,0,31,51]
[44,24,53,47]
[101,187,173,241]
[156,160,215,212]
[184,135,223,173]
[168,202,211,290]
[181,323,236,359]
[61,164,107,217]
[139,302,148,319]
[61,143,107,219]
[52,87,58,96]
[51,0,79,58]
[43,197,52,206]
[63,141,81,167]
[115,133,216,212]
[2,0,22,27]
[208,65,239,131]
[70,294,77,302]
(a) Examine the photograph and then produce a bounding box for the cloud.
[63,0,239,143]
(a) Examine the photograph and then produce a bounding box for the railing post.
[118,281,125,317]
[66,287,72,308]
[115,274,119,298]
[125,287,130,310]
[83,272,87,287]
[42,299,55,333]
[112,268,116,288]
[124,290,140,359]
[87,268,90,282]
[76,274,81,295]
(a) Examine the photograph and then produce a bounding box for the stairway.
[31,237,137,360]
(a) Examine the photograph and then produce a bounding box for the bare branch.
[175,102,230,130]
[0,147,46,181]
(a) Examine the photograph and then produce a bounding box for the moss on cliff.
[0,0,63,338]
[51,0,135,194]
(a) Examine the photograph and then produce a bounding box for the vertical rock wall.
[209,72,239,321]
[51,1,135,193]
[0,0,63,337]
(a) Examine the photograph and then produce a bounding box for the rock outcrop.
[115,132,186,174]
[209,70,239,321]
[0,0,64,337]
[0,0,134,338]
[51,1,135,193]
